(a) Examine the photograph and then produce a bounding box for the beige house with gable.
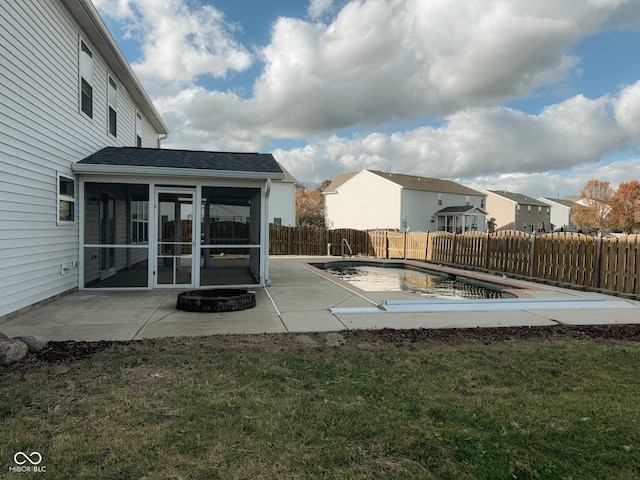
[323,170,488,232]
[483,190,552,233]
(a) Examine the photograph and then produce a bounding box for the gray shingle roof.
[77,147,283,176]
[323,170,484,196]
[370,171,484,196]
[540,197,576,208]
[486,190,548,206]
[435,206,487,214]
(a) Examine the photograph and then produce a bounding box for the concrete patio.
[1,257,639,342]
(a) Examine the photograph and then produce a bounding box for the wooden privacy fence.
[269,225,374,256]
[269,225,640,297]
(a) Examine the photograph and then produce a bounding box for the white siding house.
[0,0,168,319]
[324,170,487,232]
[537,197,578,232]
[269,162,296,226]
[1,1,285,321]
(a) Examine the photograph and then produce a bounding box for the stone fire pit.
[176,289,256,313]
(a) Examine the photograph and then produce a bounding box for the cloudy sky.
[94,0,640,198]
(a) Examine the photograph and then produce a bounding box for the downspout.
[157,134,168,148]
[263,178,272,287]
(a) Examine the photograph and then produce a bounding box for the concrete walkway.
[1,257,639,342]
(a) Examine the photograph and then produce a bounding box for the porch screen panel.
[83,183,150,288]
[200,187,261,286]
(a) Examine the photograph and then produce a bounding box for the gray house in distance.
[483,190,552,233]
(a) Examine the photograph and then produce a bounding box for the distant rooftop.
[486,190,548,206]
[540,197,576,208]
[324,170,484,196]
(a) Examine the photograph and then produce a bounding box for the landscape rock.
[13,335,48,353]
[295,335,319,347]
[325,333,346,347]
[0,332,9,340]
[0,339,29,365]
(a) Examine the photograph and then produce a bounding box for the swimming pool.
[317,262,511,299]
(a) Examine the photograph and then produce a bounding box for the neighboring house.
[537,197,578,232]
[323,170,488,232]
[483,190,551,233]
[0,1,282,319]
[269,162,297,226]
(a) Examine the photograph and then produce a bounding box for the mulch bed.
[2,324,640,371]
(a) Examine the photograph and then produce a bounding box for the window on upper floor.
[58,174,75,224]
[79,40,93,118]
[438,193,442,205]
[108,77,117,137]
[136,113,143,147]
[528,205,532,214]
[465,195,470,206]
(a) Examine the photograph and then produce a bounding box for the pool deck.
[1,256,639,342]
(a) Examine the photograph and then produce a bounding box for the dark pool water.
[326,265,506,299]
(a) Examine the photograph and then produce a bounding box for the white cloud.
[137,0,640,143]
[96,0,253,89]
[613,80,640,135]
[308,0,334,20]
[466,157,640,198]
[96,0,640,198]
[274,84,640,194]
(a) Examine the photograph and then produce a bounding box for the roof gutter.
[71,163,285,180]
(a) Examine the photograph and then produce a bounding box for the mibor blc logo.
[9,452,47,473]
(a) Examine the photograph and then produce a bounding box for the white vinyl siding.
[0,0,162,318]
[325,171,401,230]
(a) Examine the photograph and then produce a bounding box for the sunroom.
[72,147,284,289]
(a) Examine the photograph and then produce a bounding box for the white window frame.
[79,39,94,119]
[108,76,117,137]
[135,112,143,147]
[57,173,76,225]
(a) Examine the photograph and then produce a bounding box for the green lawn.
[1,329,640,479]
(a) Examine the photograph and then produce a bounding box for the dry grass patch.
[2,328,640,479]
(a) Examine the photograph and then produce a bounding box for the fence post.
[528,233,536,277]
[484,232,490,271]
[595,232,603,289]
[451,233,457,265]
